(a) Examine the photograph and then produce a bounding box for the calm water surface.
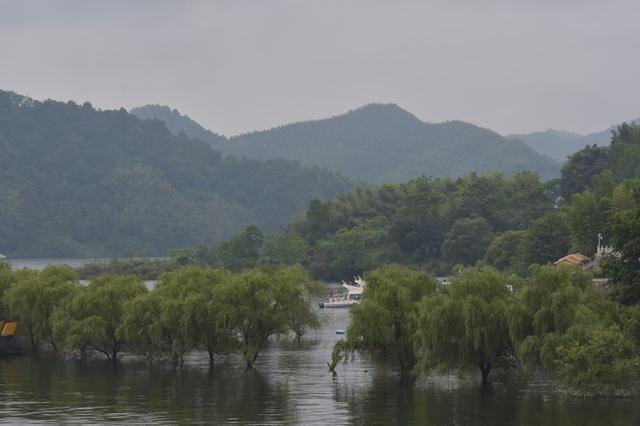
[1,260,639,424]
[1,309,639,425]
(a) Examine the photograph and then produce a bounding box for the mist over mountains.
[132,104,561,183]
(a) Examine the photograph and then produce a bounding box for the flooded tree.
[416,266,513,385]
[5,266,79,353]
[333,265,438,377]
[54,276,147,363]
[221,266,319,369]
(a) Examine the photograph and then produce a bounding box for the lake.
[1,308,639,425]
[1,260,639,424]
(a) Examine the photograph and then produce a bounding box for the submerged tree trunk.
[480,362,492,386]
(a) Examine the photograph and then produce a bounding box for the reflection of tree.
[0,357,292,424]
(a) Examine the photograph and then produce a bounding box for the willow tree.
[506,265,593,370]
[416,266,514,385]
[273,265,322,342]
[163,266,234,365]
[333,265,438,377]
[5,266,79,353]
[0,263,16,319]
[53,276,147,363]
[221,266,318,369]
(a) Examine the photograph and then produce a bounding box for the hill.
[132,103,561,183]
[0,91,350,257]
[510,119,640,162]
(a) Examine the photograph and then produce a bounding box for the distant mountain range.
[0,91,350,257]
[508,119,640,162]
[131,104,561,183]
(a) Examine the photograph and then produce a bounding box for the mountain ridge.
[0,90,351,257]
[132,103,561,183]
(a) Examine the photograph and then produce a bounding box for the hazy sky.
[1,0,638,136]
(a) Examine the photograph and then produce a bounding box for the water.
[0,308,639,425]
[1,260,639,424]
[5,258,103,271]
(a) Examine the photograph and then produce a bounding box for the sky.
[0,0,638,136]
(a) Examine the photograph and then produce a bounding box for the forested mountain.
[0,91,350,257]
[131,105,226,145]
[510,119,640,162]
[133,103,561,183]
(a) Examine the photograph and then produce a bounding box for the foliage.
[442,217,494,267]
[53,276,148,362]
[556,327,636,393]
[0,90,350,257]
[604,200,640,304]
[220,266,319,368]
[145,103,560,184]
[4,266,79,353]
[559,123,640,200]
[560,145,609,200]
[216,225,264,272]
[284,173,553,279]
[416,266,514,384]
[0,263,16,319]
[336,265,438,375]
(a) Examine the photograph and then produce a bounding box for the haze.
[1,0,638,136]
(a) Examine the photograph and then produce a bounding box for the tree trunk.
[208,350,215,367]
[480,363,491,386]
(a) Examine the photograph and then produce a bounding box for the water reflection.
[0,308,639,425]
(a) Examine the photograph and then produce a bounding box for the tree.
[556,327,636,394]
[334,265,438,376]
[522,211,571,265]
[5,266,79,353]
[484,230,528,275]
[221,267,318,368]
[261,236,309,267]
[604,205,640,304]
[506,265,594,371]
[441,217,494,267]
[162,267,234,365]
[217,225,264,272]
[54,276,147,363]
[417,266,513,385]
[0,263,15,319]
[560,144,609,199]
[567,190,608,255]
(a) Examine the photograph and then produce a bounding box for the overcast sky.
[1,0,638,136]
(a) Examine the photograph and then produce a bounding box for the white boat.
[319,276,365,308]
[0,254,7,260]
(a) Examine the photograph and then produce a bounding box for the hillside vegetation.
[132,104,561,183]
[510,118,639,162]
[0,91,350,257]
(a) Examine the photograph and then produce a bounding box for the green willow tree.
[221,266,319,369]
[5,266,79,353]
[416,266,514,385]
[333,265,438,377]
[0,263,16,319]
[53,276,147,363]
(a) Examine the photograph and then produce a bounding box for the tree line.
[0,263,320,368]
[331,264,640,395]
[161,123,640,286]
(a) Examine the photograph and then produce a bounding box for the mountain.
[132,103,561,183]
[0,91,350,257]
[510,119,640,162]
[131,104,226,145]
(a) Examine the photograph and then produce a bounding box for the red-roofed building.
[554,253,591,269]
